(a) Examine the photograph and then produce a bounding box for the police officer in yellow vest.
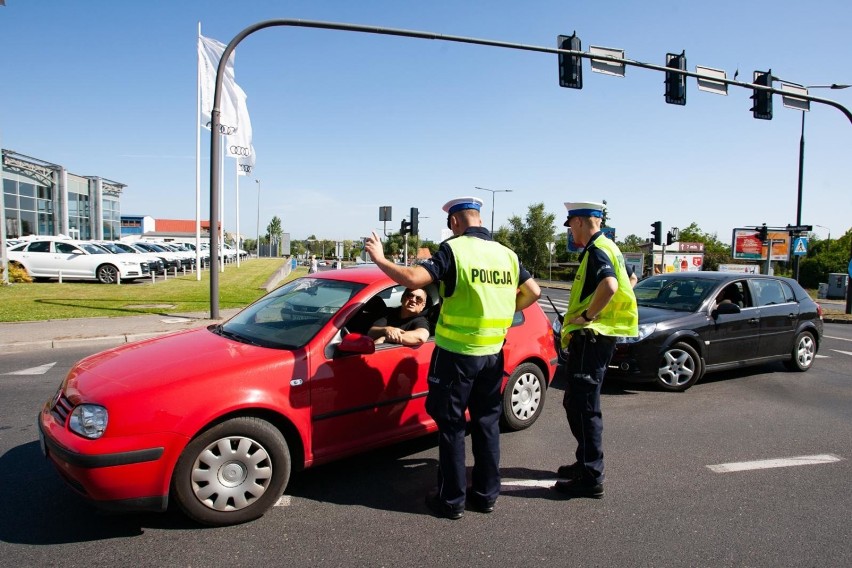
[364,196,540,519]
[555,201,638,498]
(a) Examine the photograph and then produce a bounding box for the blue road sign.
[792,237,808,256]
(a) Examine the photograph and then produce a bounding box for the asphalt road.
[0,300,850,567]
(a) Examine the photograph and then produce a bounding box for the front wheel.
[172,417,291,526]
[501,363,546,431]
[783,331,815,371]
[656,342,702,392]
[96,264,119,284]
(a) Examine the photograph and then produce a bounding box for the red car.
[38,267,557,526]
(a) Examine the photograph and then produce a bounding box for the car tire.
[172,417,291,527]
[501,363,546,431]
[656,342,702,392]
[783,330,816,372]
[96,264,119,284]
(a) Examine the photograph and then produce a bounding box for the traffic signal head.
[400,218,411,236]
[757,224,768,242]
[666,231,675,246]
[664,51,687,105]
[651,221,662,246]
[750,70,773,120]
[410,207,419,237]
[557,33,583,89]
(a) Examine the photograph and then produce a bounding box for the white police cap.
[563,201,605,226]
[442,196,484,214]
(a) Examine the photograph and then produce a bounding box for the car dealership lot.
[1,328,850,566]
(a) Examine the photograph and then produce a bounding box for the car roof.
[641,271,803,288]
[310,265,394,286]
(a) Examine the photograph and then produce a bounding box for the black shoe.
[553,478,604,499]
[556,462,582,479]
[466,495,496,514]
[425,491,464,520]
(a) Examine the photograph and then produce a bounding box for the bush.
[1,263,32,284]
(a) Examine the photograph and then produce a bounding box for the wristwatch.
[581,309,597,322]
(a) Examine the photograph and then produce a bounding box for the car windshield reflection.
[633,277,716,312]
[220,278,366,349]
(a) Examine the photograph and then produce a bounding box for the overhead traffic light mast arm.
[208,19,852,318]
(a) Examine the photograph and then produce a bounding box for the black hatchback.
[609,272,823,391]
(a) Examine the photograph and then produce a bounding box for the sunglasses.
[404,294,426,304]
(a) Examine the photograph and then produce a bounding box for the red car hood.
[65,326,296,402]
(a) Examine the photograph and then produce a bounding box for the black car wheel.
[501,363,546,431]
[656,342,702,392]
[783,331,816,372]
[96,264,119,284]
[172,417,291,526]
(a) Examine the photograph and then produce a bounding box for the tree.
[504,203,556,278]
[266,216,283,256]
[618,234,645,252]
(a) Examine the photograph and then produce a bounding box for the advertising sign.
[623,252,644,278]
[653,253,703,273]
[718,264,760,274]
[732,228,790,261]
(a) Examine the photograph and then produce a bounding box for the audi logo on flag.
[229,146,251,156]
[239,164,253,173]
[205,121,238,136]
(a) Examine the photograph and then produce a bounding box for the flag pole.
[194,22,202,279]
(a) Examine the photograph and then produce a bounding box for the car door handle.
[748,318,760,324]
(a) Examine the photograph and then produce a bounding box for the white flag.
[198,34,240,134]
[226,81,254,164]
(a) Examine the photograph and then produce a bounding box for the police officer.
[364,197,540,519]
[555,201,638,498]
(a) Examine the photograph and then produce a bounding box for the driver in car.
[368,288,431,346]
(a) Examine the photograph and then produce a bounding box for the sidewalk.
[0,309,242,353]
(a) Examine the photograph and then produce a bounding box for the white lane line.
[707,454,842,473]
[3,362,57,376]
[831,349,852,356]
[815,354,830,358]
[824,335,852,342]
[274,495,292,507]
[501,479,556,488]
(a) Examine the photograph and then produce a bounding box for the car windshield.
[633,276,716,312]
[78,243,109,254]
[219,278,366,349]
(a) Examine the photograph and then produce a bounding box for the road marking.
[274,495,292,507]
[815,354,830,358]
[501,478,556,488]
[831,349,852,356]
[707,454,842,473]
[3,362,57,376]
[824,335,852,342]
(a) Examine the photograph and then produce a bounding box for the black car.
[608,272,823,391]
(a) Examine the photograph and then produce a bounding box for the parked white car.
[8,239,149,283]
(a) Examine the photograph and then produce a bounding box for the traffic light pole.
[206,19,852,318]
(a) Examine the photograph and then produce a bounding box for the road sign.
[792,237,808,256]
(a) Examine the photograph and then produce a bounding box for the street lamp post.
[255,179,261,258]
[474,186,513,233]
[791,83,850,281]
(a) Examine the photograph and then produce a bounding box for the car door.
[752,278,799,357]
[15,240,55,277]
[309,289,434,461]
[54,241,94,278]
[703,280,760,366]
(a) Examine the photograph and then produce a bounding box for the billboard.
[653,253,703,273]
[623,252,644,278]
[732,229,790,261]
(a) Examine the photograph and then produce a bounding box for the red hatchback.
[38,267,557,526]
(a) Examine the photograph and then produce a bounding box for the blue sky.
[2,0,850,246]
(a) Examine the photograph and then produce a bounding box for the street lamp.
[474,186,513,233]
[813,224,831,246]
[255,179,261,258]
[790,83,850,281]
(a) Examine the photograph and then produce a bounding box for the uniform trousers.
[425,346,504,509]
[562,330,616,485]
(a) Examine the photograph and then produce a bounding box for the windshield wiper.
[215,325,263,346]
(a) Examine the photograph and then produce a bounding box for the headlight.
[617,323,657,344]
[69,405,108,439]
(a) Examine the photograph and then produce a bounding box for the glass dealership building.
[2,149,125,241]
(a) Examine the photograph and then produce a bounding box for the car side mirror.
[712,302,741,318]
[338,333,375,355]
